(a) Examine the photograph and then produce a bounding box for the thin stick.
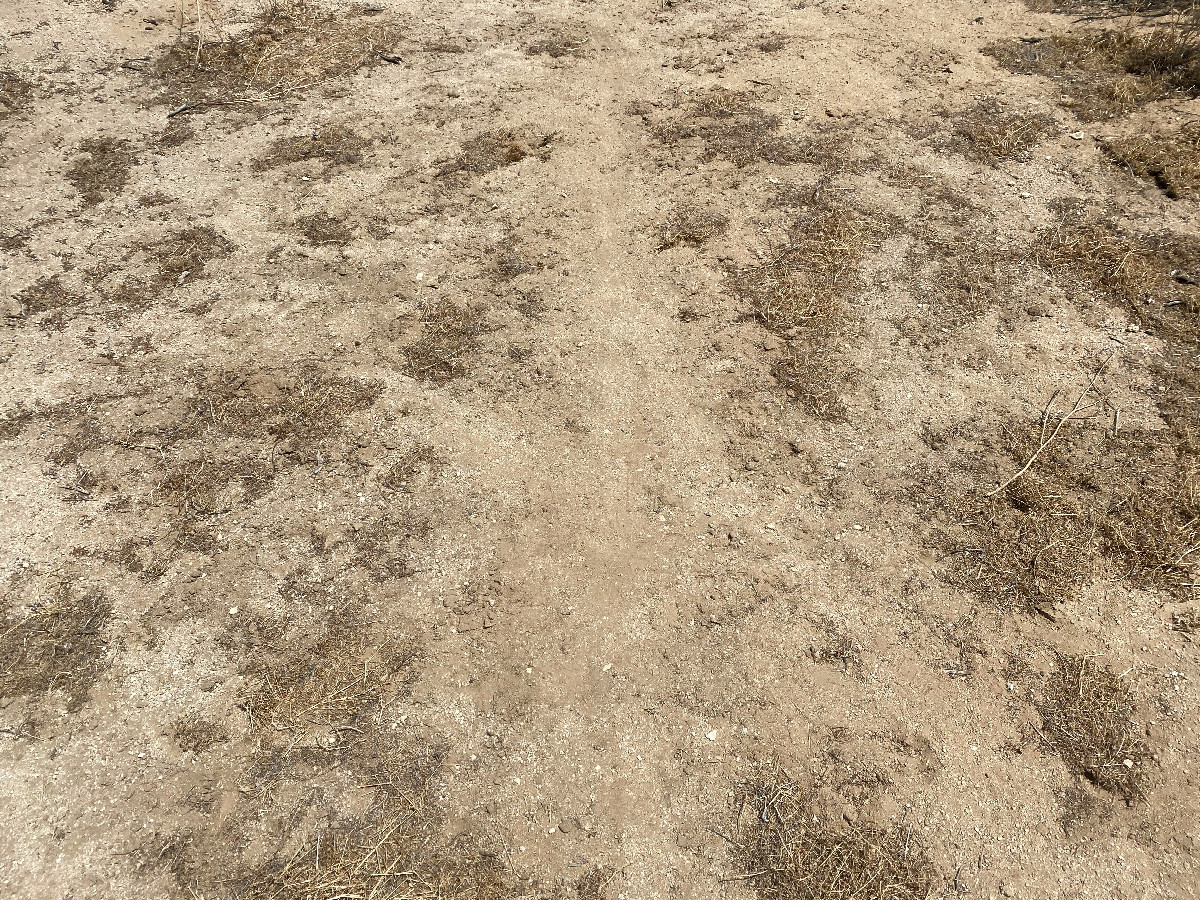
[986,352,1115,497]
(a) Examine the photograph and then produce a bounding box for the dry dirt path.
[1,0,1199,898]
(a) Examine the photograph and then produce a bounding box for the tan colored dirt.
[1,0,1198,898]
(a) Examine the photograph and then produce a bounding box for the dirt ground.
[2,0,1199,897]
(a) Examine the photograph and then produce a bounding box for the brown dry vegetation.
[402,299,491,383]
[1037,654,1151,800]
[151,0,396,109]
[726,204,873,419]
[946,419,1199,611]
[651,88,813,167]
[66,137,139,206]
[987,24,1200,120]
[732,767,937,900]
[657,204,729,250]
[1104,125,1200,198]
[0,72,33,120]
[0,582,111,711]
[252,124,369,171]
[951,101,1057,162]
[440,128,553,177]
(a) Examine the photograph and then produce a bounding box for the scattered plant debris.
[657,204,728,249]
[1104,125,1200,198]
[0,582,111,711]
[174,713,229,753]
[151,0,397,109]
[987,26,1200,120]
[1037,654,1150,800]
[731,765,938,900]
[66,137,139,206]
[440,128,553,176]
[402,300,491,383]
[951,101,1056,161]
[526,29,589,58]
[652,88,811,167]
[252,124,368,171]
[0,72,33,120]
[294,211,353,245]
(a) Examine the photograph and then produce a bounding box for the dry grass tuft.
[152,0,396,109]
[294,211,353,245]
[1037,654,1151,800]
[198,367,383,446]
[252,124,368,171]
[12,276,82,322]
[174,712,229,753]
[652,88,811,167]
[440,128,553,177]
[952,102,1057,162]
[948,415,1198,609]
[66,137,139,206]
[658,204,728,250]
[726,208,865,335]
[146,224,235,286]
[1104,124,1200,198]
[402,300,491,383]
[726,205,871,420]
[0,72,33,120]
[0,582,111,711]
[732,765,937,900]
[526,29,589,58]
[987,25,1200,120]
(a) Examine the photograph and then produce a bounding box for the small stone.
[1070,131,1086,140]
[1025,302,1052,317]
[228,606,239,615]
[706,729,718,741]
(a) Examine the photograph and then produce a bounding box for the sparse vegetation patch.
[252,124,369,171]
[151,0,397,110]
[1104,125,1200,198]
[0,582,111,711]
[732,765,938,900]
[987,26,1200,120]
[1037,654,1150,800]
[66,137,139,206]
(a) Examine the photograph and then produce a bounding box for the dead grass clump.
[987,26,1200,120]
[147,224,235,286]
[440,128,553,176]
[0,582,111,711]
[66,137,138,206]
[12,276,82,321]
[732,767,938,900]
[151,0,396,108]
[1037,654,1150,800]
[727,208,865,335]
[952,102,1057,162]
[949,418,1199,609]
[295,211,353,245]
[1033,220,1200,349]
[526,29,589,58]
[726,205,869,419]
[403,300,490,383]
[381,444,443,492]
[1104,124,1200,198]
[251,124,368,171]
[0,72,33,120]
[658,204,729,250]
[156,456,276,519]
[174,713,229,753]
[200,368,383,446]
[653,88,809,167]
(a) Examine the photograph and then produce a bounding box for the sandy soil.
[1,0,1199,897]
